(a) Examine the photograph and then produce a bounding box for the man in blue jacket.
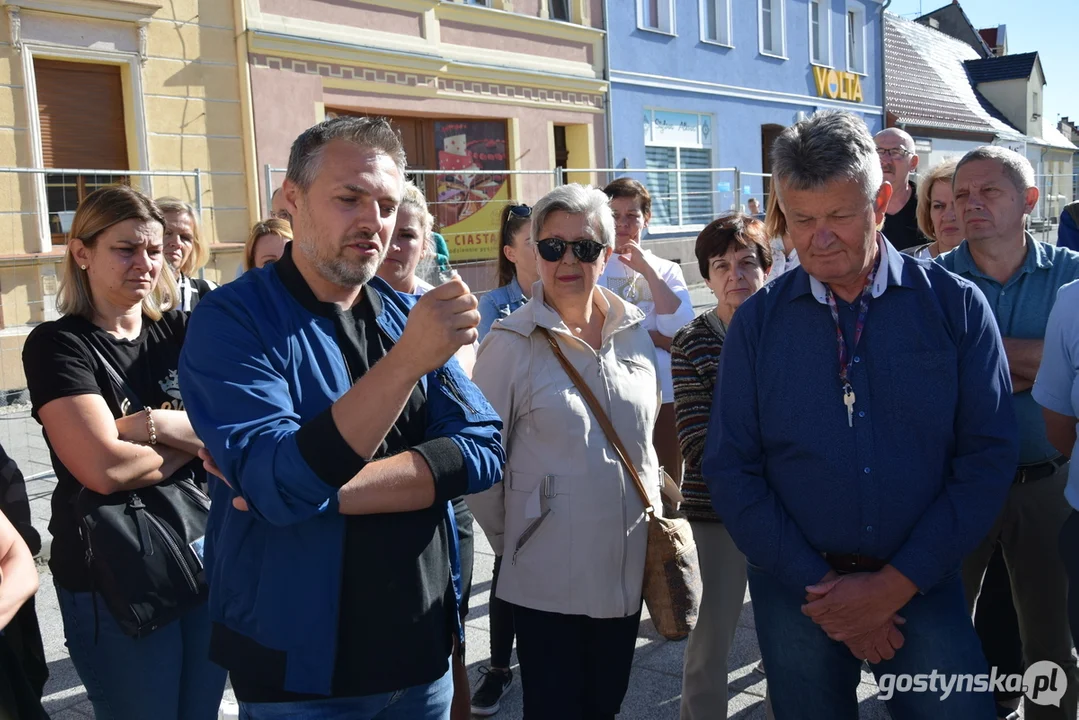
[180,116,505,719]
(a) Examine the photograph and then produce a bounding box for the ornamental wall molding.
[249,53,605,111]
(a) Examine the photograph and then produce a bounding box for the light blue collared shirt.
[938,236,1079,464]
[1033,279,1079,510]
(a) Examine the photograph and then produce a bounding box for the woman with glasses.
[601,178,694,488]
[468,184,661,720]
[243,218,292,271]
[477,203,537,343]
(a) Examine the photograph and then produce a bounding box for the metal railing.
[0,167,204,255]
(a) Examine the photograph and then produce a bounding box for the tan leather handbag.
[539,329,702,640]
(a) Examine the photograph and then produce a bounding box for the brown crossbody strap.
[538,328,654,514]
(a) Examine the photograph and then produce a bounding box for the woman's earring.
[80,265,87,271]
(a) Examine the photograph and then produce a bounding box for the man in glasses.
[874,128,924,251]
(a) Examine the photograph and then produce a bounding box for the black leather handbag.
[77,345,210,638]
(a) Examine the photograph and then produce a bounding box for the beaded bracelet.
[144,407,158,446]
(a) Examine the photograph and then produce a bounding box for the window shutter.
[35,59,129,171]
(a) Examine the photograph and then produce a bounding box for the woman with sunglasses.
[470,202,534,716]
[477,204,537,343]
[469,184,661,720]
[601,178,694,488]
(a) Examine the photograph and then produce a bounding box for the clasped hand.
[802,567,917,664]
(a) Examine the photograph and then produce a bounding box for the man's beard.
[297,232,387,288]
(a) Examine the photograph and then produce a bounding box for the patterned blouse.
[670,311,727,522]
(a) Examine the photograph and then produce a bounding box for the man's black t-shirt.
[22,311,197,591]
[883,180,925,251]
[225,287,457,702]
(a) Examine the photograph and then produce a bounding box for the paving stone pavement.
[0,359,1024,719]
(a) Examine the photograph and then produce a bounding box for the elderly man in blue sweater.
[703,111,1019,719]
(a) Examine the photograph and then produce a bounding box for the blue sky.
[886,0,1079,129]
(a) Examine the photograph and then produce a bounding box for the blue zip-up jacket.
[179,249,504,697]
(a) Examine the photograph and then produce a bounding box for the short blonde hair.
[916,159,958,241]
[59,186,177,321]
[155,196,209,276]
[244,218,293,271]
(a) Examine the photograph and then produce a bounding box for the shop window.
[35,59,129,243]
[644,109,714,228]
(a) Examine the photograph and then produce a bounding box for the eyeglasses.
[535,237,605,264]
[271,209,293,222]
[876,147,913,160]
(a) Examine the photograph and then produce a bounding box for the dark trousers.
[512,603,642,720]
[1059,510,1079,652]
[973,544,1024,701]
[453,498,475,619]
[489,555,515,669]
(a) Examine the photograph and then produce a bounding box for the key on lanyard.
[843,384,856,428]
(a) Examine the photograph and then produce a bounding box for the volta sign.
[813,67,864,103]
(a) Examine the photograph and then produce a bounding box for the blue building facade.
[608,0,885,237]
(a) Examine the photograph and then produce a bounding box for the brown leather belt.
[824,553,888,575]
[1014,456,1068,485]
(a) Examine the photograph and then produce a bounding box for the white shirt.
[598,249,694,403]
[808,235,895,305]
[766,238,800,282]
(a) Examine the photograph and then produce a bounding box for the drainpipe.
[601,0,615,182]
[880,0,892,129]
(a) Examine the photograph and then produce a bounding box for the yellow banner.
[440,181,509,262]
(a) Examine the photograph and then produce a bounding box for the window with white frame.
[638,0,674,34]
[700,0,732,46]
[809,0,831,66]
[644,109,714,227]
[846,5,866,73]
[759,0,787,57]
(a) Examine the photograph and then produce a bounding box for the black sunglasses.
[536,237,606,264]
[508,204,532,218]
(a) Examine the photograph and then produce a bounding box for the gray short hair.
[770,111,883,202]
[954,146,1034,193]
[286,116,406,192]
[531,183,615,247]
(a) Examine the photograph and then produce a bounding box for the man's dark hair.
[286,116,407,191]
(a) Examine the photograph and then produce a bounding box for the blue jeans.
[238,666,454,720]
[747,566,996,720]
[56,583,227,720]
